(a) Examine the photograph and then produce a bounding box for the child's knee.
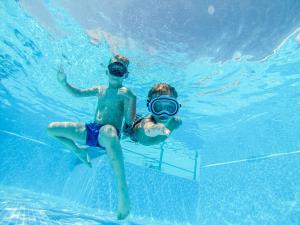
[47,123,55,136]
[99,125,119,143]
[48,122,60,129]
[47,122,63,136]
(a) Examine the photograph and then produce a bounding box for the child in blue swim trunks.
[47,55,136,220]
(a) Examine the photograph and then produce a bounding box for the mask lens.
[153,102,163,112]
[152,100,177,115]
[110,69,124,77]
[166,104,176,112]
[108,62,127,77]
[148,96,180,116]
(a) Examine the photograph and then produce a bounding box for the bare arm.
[135,116,182,138]
[143,121,170,137]
[57,65,101,97]
[126,116,182,145]
[61,81,101,97]
[118,87,136,126]
[133,117,170,137]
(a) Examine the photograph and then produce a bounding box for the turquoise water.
[1,1,300,224]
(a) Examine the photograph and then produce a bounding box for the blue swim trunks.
[85,123,120,149]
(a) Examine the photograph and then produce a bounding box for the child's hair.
[109,55,129,67]
[148,83,178,99]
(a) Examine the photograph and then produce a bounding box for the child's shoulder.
[143,115,155,122]
[120,86,134,92]
[98,85,108,92]
[134,115,153,128]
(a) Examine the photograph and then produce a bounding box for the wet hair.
[109,55,129,67]
[148,83,178,100]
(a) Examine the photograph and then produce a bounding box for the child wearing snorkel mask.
[47,55,135,220]
[124,83,182,146]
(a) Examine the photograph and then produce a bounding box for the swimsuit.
[85,122,120,149]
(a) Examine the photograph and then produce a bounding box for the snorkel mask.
[108,62,128,77]
[147,95,181,118]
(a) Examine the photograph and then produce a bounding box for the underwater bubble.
[233,51,242,60]
[208,5,215,15]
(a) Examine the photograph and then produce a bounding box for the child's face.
[106,62,128,85]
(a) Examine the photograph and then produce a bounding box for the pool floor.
[0,186,171,225]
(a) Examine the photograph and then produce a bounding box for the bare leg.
[98,125,130,220]
[47,122,91,167]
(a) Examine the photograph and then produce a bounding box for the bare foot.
[117,190,130,220]
[73,146,92,168]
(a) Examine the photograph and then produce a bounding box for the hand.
[118,87,136,100]
[57,64,67,84]
[145,123,171,137]
[173,116,182,127]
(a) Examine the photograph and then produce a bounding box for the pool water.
[1,1,300,224]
